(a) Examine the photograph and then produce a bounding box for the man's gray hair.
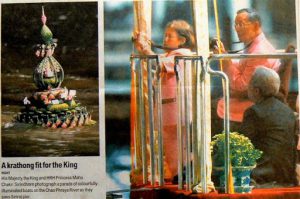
[237,8,261,26]
[250,66,280,97]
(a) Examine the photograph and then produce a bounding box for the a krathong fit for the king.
[15,7,95,128]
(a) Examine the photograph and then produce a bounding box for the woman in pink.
[133,20,195,181]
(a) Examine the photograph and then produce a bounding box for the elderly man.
[240,66,297,186]
[212,8,281,134]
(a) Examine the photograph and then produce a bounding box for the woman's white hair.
[250,66,280,97]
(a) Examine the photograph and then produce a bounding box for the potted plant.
[211,132,263,193]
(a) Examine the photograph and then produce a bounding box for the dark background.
[1,2,99,158]
[1,2,98,105]
[2,2,98,77]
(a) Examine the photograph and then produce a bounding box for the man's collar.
[247,32,265,46]
[244,32,265,52]
[253,32,265,43]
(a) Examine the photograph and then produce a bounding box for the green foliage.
[211,132,262,167]
[70,99,77,108]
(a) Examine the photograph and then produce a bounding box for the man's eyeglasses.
[234,22,252,28]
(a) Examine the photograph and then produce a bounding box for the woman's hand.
[132,31,152,55]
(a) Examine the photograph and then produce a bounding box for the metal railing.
[174,56,204,190]
[130,54,224,191]
[130,54,163,186]
[129,52,297,194]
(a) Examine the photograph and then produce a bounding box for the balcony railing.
[129,52,297,193]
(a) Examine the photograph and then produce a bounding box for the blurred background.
[1,2,99,157]
[104,0,297,198]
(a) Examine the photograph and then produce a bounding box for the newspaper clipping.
[1,1,105,199]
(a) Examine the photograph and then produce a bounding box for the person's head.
[234,8,262,44]
[163,20,195,52]
[248,66,280,103]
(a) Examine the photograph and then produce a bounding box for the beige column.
[192,0,215,193]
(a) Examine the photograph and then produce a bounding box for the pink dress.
[217,33,281,122]
[159,48,193,125]
[157,48,193,179]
